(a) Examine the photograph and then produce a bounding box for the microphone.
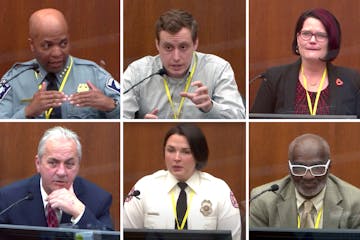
[124,68,167,94]
[0,192,33,216]
[249,72,266,85]
[125,190,141,201]
[129,190,140,199]
[0,63,40,87]
[250,184,279,202]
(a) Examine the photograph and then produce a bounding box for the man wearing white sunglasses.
[250,133,360,229]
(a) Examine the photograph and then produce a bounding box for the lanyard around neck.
[45,56,73,119]
[297,207,323,229]
[301,65,327,115]
[171,187,194,230]
[163,54,197,119]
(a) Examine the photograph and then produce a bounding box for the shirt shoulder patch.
[230,191,239,208]
[125,187,135,202]
[0,84,11,100]
[106,77,120,93]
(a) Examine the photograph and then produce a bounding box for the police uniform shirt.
[124,170,241,240]
[0,56,120,119]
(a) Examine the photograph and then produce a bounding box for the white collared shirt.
[124,170,241,240]
[295,185,326,228]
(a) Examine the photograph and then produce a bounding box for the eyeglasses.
[299,30,328,42]
[288,159,330,176]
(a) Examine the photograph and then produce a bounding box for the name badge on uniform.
[77,83,89,92]
[200,200,212,216]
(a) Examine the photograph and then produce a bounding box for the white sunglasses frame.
[288,159,331,177]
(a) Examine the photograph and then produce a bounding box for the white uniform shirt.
[124,170,241,240]
[123,51,245,119]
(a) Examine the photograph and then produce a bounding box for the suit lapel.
[73,177,84,200]
[25,175,48,226]
[60,212,72,225]
[278,180,298,228]
[327,63,341,114]
[323,178,343,228]
[283,60,301,113]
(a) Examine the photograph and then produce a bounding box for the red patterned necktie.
[46,203,59,227]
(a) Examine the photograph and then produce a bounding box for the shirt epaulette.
[72,57,96,66]
[152,170,167,179]
[199,171,212,180]
[72,57,101,67]
[1,60,36,82]
[72,57,110,74]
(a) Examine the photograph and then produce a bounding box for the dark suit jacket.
[0,174,113,230]
[251,59,360,117]
[250,174,360,228]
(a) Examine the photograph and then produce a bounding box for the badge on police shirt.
[77,83,89,92]
[200,200,213,216]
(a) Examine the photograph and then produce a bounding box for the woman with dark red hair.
[251,8,360,118]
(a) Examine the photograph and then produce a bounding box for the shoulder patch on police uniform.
[106,77,120,93]
[230,191,239,208]
[125,187,135,202]
[0,84,11,100]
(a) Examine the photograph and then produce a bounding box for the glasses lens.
[291,166,307,176]
[315,33,327,42]
[310,166,326,176]
[300,31,328,42]
[301,31,312,40]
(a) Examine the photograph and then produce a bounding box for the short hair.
[292,8,341,62]
[37,126,82,160]
[163,124,208,170]
[288,133,330,162]
[155,9,198,43]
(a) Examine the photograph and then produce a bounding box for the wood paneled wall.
[124,0,245,96]
[123,122,245,206]
[0,0,119,80]
[250,0,360,107]
[0,122,120,230]
[250,122,360,193]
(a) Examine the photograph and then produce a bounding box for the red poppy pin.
[336,78,343,86]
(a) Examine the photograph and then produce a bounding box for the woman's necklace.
[303,72,322,87]
[301,64,326,88]
[301,64,327,115]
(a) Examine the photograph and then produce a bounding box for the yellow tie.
[301,200,314,228]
